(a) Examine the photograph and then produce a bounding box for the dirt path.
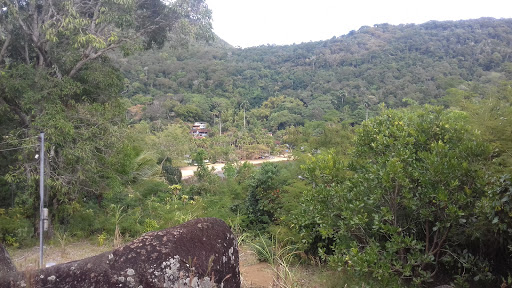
[181,156,290,179]
[239,247,274,288]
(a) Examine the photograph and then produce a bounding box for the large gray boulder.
[0,217,240,287]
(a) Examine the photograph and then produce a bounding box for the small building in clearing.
[191,122,209,138]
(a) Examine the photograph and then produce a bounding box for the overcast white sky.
[206,0,512,48]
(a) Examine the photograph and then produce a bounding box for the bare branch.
[68,42,122,78]
[0,32,11,64]
[90,0,103,32]
[0,97,31,128]
[23,37,29,64]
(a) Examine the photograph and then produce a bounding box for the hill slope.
[116,17,512,125]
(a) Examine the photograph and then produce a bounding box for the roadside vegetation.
[1,4,512,286]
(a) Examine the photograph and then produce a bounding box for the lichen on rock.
[0,218,240,288]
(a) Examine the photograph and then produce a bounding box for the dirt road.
[181,156,289,179]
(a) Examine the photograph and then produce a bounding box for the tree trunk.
[0,33,11,64]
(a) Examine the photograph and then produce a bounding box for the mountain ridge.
[116,17,512,125]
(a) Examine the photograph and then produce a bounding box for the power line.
[0,136,38,146]
[0,144,38,152]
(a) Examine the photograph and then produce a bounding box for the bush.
[161,157,181,185]
[67,206,102,238]
[296,106,494,285]
[0,208,34,247]
[244,162,283,231]
[135,179,170,199]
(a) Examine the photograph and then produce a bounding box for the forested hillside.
[2,6,512,287]
[117,17,512,124]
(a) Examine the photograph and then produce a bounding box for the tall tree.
[0,0,212,127]
[0,0,212,76]
[0,0,212,223]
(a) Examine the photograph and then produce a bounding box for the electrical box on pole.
[43,208,49,231]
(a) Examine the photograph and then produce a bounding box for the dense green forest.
[117,17,512,125]
[1,1,512,286]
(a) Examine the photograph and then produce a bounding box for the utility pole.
[340,90,346,107]
[240,102,247,129]
[219,111,222,135]
[39,132,45,268]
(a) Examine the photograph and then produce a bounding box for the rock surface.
[0,243,17,275]
[0,217,240,288]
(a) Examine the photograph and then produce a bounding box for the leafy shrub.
[143,218,159,233]
[235,162,256,185]
[222,162,237,179]
[67,207,101,238]
[135,179,170,199]
[97,232,107,246]
[0,208,33,247]
[296,106,494,285]
[161,157,182,185]
[58,203,111,239]
[473,175,512,280]
[244,162,283,230]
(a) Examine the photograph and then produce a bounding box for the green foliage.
[193,149,208,166]
[137,123,193,165]
[118,18,512,129]
[97,232,107,247]
[3,11,512,288]
[250,234,290,263]
[161,157,182,185]
[0,0,212,77]
[244,162,284,230]
[200,183,243,228]
[235,162,256,184]
[63,204,104,238]
[318,269,405,288]
[0,208,33,247]
[188,165,219,196]
[480,175,512,236]
[222,162,237,179]
[0,0,214,245]
[0,64,81,122]
[134,179,170,199]
[131,94,153,105]
[296,106,493,285]
[473,175,512,275]
[76,60,124,103]
[300,149,347,186]
[143,218,159,233]
[443,83,512,175]
[247,231,301,288]
[174,104,203,122]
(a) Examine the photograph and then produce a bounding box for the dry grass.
[239,244,322,288]
[8,241,112,271]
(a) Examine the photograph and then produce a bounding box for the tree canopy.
[296,106,501,284]
[2,13,512,287]
[0,0,212,76]
[0,0,212,231]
